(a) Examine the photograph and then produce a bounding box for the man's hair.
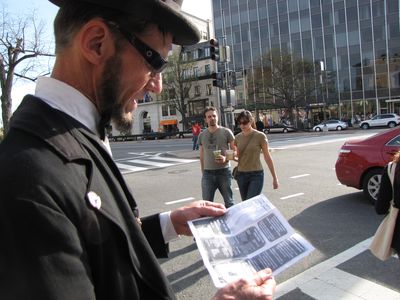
[203,106,217,118]
[53,2,165,53]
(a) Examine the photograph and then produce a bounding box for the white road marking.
[165,197,195,205]
[129,159,174,168]
[290,174,310,179]
[145,156,197,163]
[280,193,304,200]
[275,237,400,299]
[116,163,147,173]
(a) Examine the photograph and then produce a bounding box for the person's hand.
[170,201,226,235]
[212,268,275,300]
[215,155,226,164]
[272,178,279,190]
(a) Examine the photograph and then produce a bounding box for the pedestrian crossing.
[116,154,197,174]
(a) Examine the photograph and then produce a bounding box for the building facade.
[212,0,400,126]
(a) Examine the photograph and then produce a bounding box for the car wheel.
[283,128,288,133]
[315,127,321,132]
[388,121,396,128]
[361,123,369,129]
[362,169,383,205]
[336,126,342,131]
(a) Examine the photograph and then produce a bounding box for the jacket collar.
[10,95,99,161]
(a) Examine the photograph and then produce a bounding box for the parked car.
[335,127,400,204]
[359,113,400,129]
[313,119,348,132]
[264,123,296,134]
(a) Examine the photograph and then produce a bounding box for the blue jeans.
[236,170,264,201]
[192,135,199,150]
[202,168,234,208]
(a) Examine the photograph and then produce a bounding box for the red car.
[335,127,400,204]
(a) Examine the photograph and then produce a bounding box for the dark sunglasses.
[239,120,249,125]
[108,22,168,73]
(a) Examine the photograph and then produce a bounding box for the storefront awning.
[160,119,177,126]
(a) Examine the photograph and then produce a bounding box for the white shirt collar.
[34,76,112,156]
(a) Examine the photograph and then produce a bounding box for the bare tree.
[161,47,198,130]
[0,8,54,133]
[249,49,316,126]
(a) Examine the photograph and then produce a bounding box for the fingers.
[252,268,273,286]
[195,201,226,216]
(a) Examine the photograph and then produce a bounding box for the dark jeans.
[202,168,234,208]
[236,170,264,201]
[192,135,199,150]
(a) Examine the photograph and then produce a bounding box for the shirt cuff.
[159,211,180,243]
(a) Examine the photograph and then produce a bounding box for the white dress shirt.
[34,77,179,243]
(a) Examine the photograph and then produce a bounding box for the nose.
[146,73,163,94]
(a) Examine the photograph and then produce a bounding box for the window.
[193,67,199,78]
[206,84,212,95]
[194,85,201,97]
[162,105,168,117]
[168,88,176,99]
[169,106,176,116]
[181,52,188,61]
[205,47,210,57]
[205,64,211,75]
[192,50,198,60]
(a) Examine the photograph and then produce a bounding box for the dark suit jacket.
[0,96,175,299]
[376,163,400,254]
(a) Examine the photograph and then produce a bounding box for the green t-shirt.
[199,127,235,170]
[234,130,268,172]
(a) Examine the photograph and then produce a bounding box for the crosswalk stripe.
[116,155,198,174]
[128,159,174,168]
[145,156,197,163]
[116,163,147,173]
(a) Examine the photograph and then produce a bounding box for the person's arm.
[376,166,392,214]
[200,143,205,173]
[261,139,279,189]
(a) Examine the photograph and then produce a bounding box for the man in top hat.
[0,0,275,299]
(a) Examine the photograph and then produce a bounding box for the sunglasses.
[108,22,169,74]
[239,120,249,125]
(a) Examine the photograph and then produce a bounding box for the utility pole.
[209,16,236,130]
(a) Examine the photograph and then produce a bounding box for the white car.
[313,120,348,132]
[359,113,400,129]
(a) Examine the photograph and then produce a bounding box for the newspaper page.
[188,194,314,288]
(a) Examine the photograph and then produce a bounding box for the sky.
[1,0,212,112]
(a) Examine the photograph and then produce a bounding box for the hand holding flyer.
[188,194,314,288]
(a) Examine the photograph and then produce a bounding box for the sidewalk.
[275,237,400,299]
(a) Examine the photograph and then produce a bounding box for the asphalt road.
[112,129,400,299]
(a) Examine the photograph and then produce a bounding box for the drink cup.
[225,149,234,160]
[213,150,221,160]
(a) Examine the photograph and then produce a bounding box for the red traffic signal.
[210,39,220,61]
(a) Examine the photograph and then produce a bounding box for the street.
[112,130,400,299]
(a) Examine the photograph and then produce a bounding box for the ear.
[78,20,115,65]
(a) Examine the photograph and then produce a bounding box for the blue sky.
[1,0,211,111]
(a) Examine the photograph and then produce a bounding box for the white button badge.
[87,191,102,210]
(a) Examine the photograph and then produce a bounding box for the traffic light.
[211,72,223,88]
[210,39,219,61]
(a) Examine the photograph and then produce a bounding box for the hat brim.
[49,0,200,46]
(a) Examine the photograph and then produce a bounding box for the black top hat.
[49,0,200,46]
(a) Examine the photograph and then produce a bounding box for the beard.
[98,54,134,134]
